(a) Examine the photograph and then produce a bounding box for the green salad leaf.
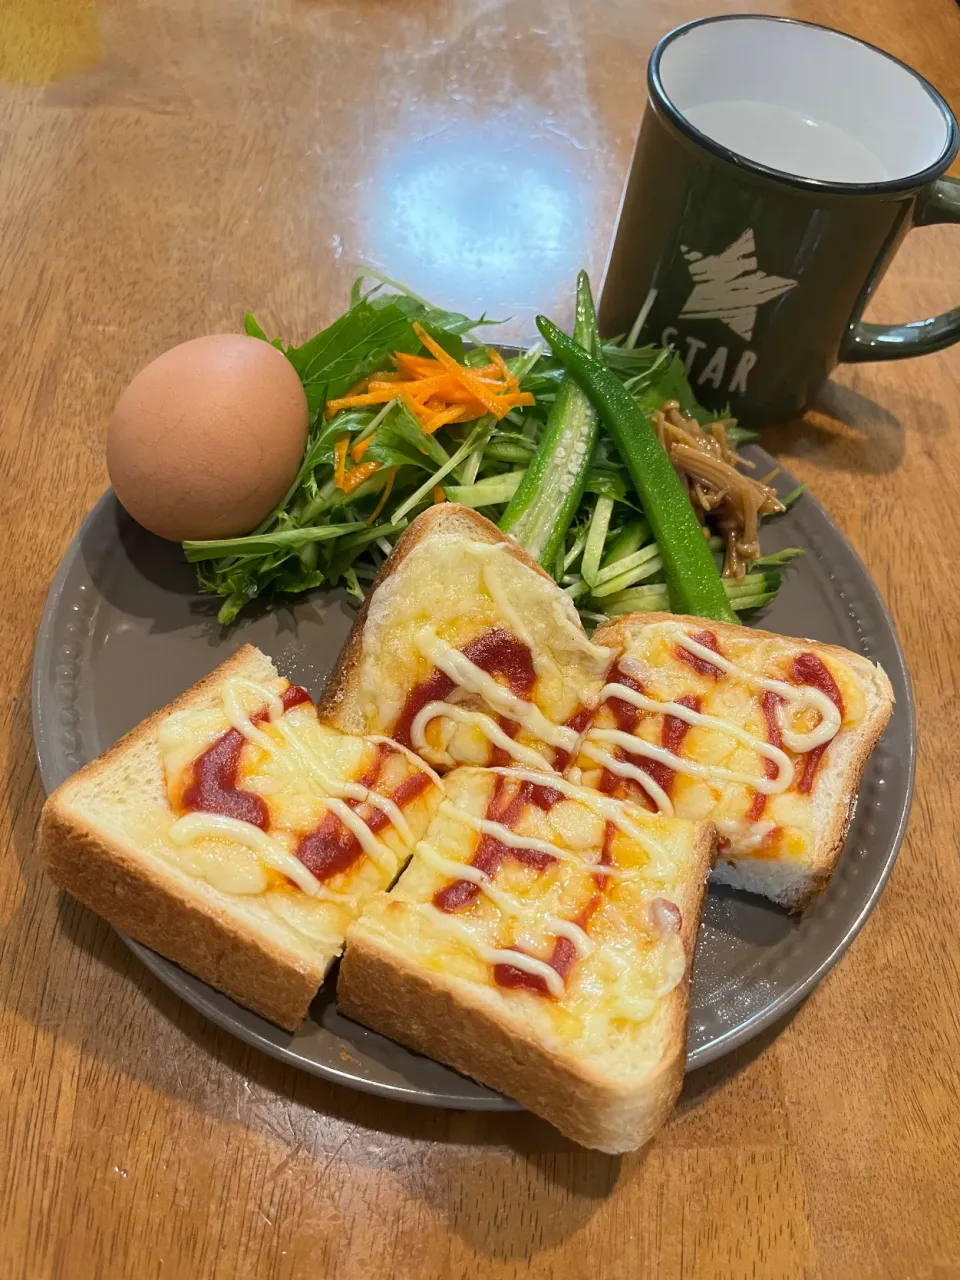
[366,401,451,471]
[190,274,800,627]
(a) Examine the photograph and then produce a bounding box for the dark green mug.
[599,15,960,426]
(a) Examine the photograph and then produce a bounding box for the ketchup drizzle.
[597,666,644,796]
[392,628,536,749]
[601,671,701,808]
[295,744,387,880]
[184,680,434,886]
[492,823,613,996]
[181,683,312,830]
[790,653,844,793]
[432,775,558,913]
[553,705,593,773]
[489,717,520,769]
[626,696,700,802]
[296,748,433,882]
[676,629,724,679]
[746,690,784,821]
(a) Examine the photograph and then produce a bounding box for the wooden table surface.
[2,1,959,1277]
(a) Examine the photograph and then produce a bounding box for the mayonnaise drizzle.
[171,679,442,889]
[398,538,613,767]
[597,682,793,792]
[410,701,555,771]
[169,812,323,896]
[274,716,413,846]
[468,541,612,666]
[219,678,434,869]
[410,903,567,998]
[482,767,674,876]
[414,628,579,751]
[714,816,777,852]
[588,722,792,796]
[221,678,285,751]
[578,739,675,816]
[440,799,587,872]
[366,736,444,788]
[668,630,842,751]
[414,841,595,957]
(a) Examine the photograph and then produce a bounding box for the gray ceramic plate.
[32,447,915,1108]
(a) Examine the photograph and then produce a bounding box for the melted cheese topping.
[414,838,596,960]
[352,767,698,1059]
[578,739,675,815]
[575,621,871,865]
[355,527,614,765]
[366,736,444,787]
[228,679,414,853]
[669,632,842,751]
[169,812,323,896]
[485,766,676,881]
[147,675,441,964]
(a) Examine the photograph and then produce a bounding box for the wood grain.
[2,1,959,1277]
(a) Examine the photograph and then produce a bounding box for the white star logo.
[679,229,797,342]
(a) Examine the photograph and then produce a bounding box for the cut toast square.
[574,613,894,911]
[318,505,615,772]
[38,644,442,1028]
[338,765,715,1151]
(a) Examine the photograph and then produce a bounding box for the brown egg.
[106,334,309,541]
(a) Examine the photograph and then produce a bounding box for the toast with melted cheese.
[338,766,716,1151]
[573,614,894,911]
[38,645,442,1028]
[318,505,615,773]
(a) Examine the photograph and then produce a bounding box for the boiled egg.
[106,334,309,541]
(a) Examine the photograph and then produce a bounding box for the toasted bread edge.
[337,819,716,1151]
[36,644,326,1030]
[594,612,896,912]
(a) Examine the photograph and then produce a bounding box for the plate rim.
[32,461,916,1105]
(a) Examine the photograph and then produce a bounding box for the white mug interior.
[657,18,951,185]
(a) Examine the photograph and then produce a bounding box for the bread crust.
[37,645,326,1030]
[338,820,716,1151]
[591,612,895,912]
[39,802,320,1029]
[317,504,556,734]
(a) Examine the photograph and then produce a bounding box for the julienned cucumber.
[500,272,600,565]
[602,574,780,618]
[535,316,738,625]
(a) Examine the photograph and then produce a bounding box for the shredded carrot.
[393,373,453,398]
[334,434,349,490]
[487,348,520,394]
[393,356,497,383]
[326,387,398,414]
[341,459,381,493]
[422,404,465,434]
[398,385,434,428]
[433,486,446,504]
[341,375,371,399]
[393,351,443,377]
[351,435,372,462]
[366,468,396,524]
[412,323,508,417]
[326,328,536,428]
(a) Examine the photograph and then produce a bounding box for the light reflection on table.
[361,109,607,337]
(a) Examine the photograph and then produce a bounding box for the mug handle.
[840,175,960,362]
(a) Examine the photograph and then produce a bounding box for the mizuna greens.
[185,273,799,625]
